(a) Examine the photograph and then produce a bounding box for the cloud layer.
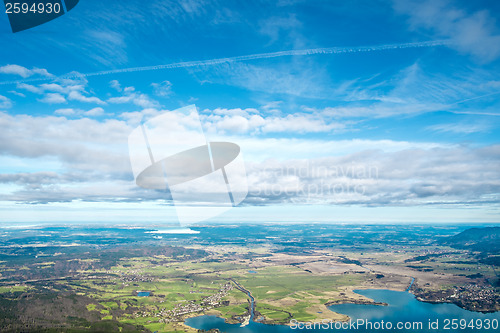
[0,109,498,208]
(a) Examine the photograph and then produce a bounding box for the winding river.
[230,279,256,326]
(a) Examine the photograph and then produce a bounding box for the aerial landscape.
[0,224,498,332]
[1,0,500,332]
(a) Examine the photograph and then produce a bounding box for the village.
[130,282,236,324]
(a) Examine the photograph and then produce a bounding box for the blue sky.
[0,0,499,224]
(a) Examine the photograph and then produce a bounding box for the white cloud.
[0,65,32,78]
[0,65,52,78]
[17,77,106,107]
[202,107,346,134]
[108,90,159,108]
[151,80,173,97]
[16,78,109,110]
[0,113,132,172]
[32,68,53,77]
[211,114,264,133]
[0,110,498,208]
[85,107,105,116]
[55,107,106,117]
[39,93,66,104]
[40,83,75,94]
[17,83,43,94]
[243,144,500,206]
[118,107,162,125]
[133,94,158,108]
[68,91,106,105]
[262,101,283,114]
[0,95,12,109]
[54,108,76,116]
[109,79,122,92]
[231,136,452,162]
[108,96,133,104]
[8,90,25,97]
[394,0,500,62]
[210,107,260,117]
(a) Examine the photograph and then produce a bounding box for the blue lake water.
[137,291,150,297]
[185,289,500,332]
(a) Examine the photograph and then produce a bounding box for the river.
[185,288,499,332]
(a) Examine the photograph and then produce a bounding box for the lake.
[185,289,500,332]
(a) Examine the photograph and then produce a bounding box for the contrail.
[0,40,450,86]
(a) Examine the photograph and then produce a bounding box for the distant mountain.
[442,227,500,255]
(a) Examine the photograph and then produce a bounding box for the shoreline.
[182,286,499,330]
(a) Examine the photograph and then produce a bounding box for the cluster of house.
[135,282,234,323]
